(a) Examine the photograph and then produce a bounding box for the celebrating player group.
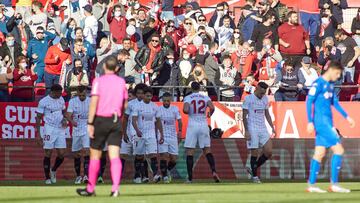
[34,61,355,197]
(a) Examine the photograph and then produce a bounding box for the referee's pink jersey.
[91,74,128,117]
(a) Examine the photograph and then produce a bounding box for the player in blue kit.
[306,61,355,193]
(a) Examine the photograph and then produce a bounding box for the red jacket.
[44,45,71,75]
[107,7,127,44]
[278,23,309,55]
[11,68,38,99]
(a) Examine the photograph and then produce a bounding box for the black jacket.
[153,60,181,94]
[134,45,166,73]
[6,16,32,44]
[0,42,23,64]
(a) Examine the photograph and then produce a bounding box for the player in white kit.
[132,86,164,183]
[122,83,149,183]
[157,92,182,183]
[66,86,91,184]
[183,82,220,183]
[242,82,275,183]
[36,84,69,185]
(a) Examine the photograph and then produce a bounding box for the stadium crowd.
[0,0,360,102]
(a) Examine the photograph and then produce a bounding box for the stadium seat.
[35,83,46,96]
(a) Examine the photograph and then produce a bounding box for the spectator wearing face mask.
[6,13,32,50]
[153,50,182,100]
[27,1,47,35]
[11,56,38,102]
[65,59,89,97]
[186,63,217,98]
[319,0,347,28]
[44,38,72,94]
[215,55,241,101]
[95,36,118,77]
[274,59,305,101]
[318,37,341,69]
[214,15,234,50]
[107,2,126,45]
[334,29,360,83]
[27,26,56,82]
[225,28,243,54]
[196,26,213,48]
[278,11,311,66]
[317,9,338,51]
[0,55,13,102]
[0,33,24,67]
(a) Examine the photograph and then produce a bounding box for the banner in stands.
[1,102,360,139]
[1,139,360,181]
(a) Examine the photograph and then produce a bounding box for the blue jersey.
[306,77,348,147]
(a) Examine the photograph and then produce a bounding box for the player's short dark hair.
[327,61,344,71]
[134,83,147,94]
[143,86,153,95]
[162,92,172,98]
[77,85,87,93]
[105,56,118,71]
[51,84,63,92]
[257,82,269,90]
[191,82,201,91]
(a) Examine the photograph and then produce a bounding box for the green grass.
[0,181,359,203]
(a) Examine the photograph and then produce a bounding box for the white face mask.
[114,11,121,17]
[19,63,28,69]
[321,18,329,24]
[55,11,60,16]
[234,33,240,39]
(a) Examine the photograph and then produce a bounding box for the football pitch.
[0,181,360,203]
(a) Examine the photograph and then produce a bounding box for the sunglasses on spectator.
[168,25,175,28]
[217,9,224,11]
[185,22,192,25]
[198,19,206,22]
[234,31,240,34]
[151,39,159,42]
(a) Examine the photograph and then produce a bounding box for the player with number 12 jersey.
[183,82,220,183]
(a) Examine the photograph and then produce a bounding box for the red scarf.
[146,43,161,70]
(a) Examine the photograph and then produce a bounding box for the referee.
[77,56,128,197]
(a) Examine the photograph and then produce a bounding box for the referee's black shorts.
[90,116,122,150]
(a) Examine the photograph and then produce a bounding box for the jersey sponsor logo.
[309,86,316,96]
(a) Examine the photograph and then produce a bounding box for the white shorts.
[158,138,178,155]
[120,138,134,155]
[43,124,66,149]
[184,124,210,149]
[246,130,270,149]
[133,135,158,155]
[72,134,90,152]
